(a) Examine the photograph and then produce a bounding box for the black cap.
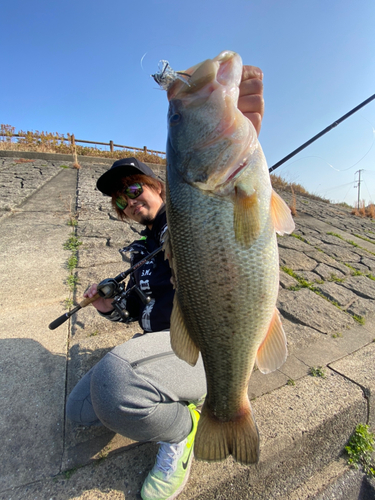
[96,157,157,196]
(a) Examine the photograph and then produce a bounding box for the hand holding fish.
[239,65,264,136]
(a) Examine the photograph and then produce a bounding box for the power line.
[363,179,374,203]
[322,181,355,194]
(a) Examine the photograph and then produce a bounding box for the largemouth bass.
[157,51,294,464]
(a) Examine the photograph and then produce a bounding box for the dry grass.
[0,123,166,165]
[289,185,297,216]
[3,125,362,215]
[14,158,34,164]
[351,201,375,219]
[270,173,329,203]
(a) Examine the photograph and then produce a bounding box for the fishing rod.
[269,93,375,173]
[48,245,163,330]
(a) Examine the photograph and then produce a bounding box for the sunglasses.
[115,183,144,210]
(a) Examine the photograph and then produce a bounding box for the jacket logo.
[139,280,150,291]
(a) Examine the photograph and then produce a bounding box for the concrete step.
[283,458,375,500]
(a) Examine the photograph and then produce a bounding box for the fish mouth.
[167,51,241,102]
[166,50,256,193]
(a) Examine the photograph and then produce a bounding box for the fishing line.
[342,184,354,203]
[338,127,375,172]
[271,123,375,175]
[140,52,148,71]
[363,180,374,202]
[269,93,375,173]
[271,155,339,173]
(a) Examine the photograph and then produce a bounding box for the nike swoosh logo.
[182,447,193,470]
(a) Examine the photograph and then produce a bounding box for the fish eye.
[169,113,181,125]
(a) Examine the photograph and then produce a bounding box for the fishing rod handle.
[78,293,100,308]
[48,293,100,330]
[49,245,163,330]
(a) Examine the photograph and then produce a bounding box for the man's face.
[123,184,164,226]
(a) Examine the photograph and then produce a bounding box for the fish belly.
[166,171,279,464]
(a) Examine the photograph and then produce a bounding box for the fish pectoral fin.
[194,398,260,465]
[270,189,295,235]
[233,184,260,248]
[161,227,170,255]
[256,308,288,374]
[170,295,200,366]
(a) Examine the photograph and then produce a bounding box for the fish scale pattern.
[166,166,279,421]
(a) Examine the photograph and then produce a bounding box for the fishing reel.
[97,278,152,321]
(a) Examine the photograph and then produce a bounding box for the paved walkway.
[1,151,375,499]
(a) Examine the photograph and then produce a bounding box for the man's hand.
[238,65,264,137]
[84,283,114,313]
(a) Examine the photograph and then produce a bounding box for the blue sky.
[1,0,375,205]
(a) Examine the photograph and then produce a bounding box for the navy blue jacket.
[100,205,174,333]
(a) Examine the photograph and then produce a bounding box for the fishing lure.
[151,60,190,90]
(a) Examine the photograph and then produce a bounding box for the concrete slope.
[0,162,77,490]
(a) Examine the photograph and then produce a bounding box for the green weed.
[332,332,343,338]
[328,274,344,283]
[60,164,69,169]
[352,314,365,325]
[344,263,363,276]
[291,233,311,245]
[347,240,359,247]
[327,231,343,239]
[345,424,375,477]
[67,217,78,227]
[282,266,365,324]
[353,233,375,245]
[62,467,77,479]
[287,379,295,386]
[344,263,375,283]
[64,298,74,309]
[328,232,375,257]
[63,235,82,251]
[66,274,79,291]
[67,255,78,271]
[309,366,326,378]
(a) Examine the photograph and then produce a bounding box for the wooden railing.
[0,132,166,157]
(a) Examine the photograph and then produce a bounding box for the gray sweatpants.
[66,330,206,443]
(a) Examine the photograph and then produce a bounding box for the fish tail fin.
[194,399,259,465]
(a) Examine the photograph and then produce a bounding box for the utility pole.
[354,170,364,208]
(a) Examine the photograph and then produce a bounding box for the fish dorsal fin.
[233,183,260,248]
[170,294,200,366]
[255,308,287,374]
[271,189,295,235]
